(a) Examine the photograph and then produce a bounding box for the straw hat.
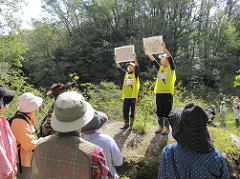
[46,83,65,97]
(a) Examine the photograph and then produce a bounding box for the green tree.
[234,70,240,87]
[0,0,26,35]
[19,0,240,99]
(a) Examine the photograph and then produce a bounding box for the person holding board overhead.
[114,52,140,130]
[143,42,176,135]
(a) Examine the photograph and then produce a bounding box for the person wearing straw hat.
[31,91,109,179]
[143,42,176,135]
[158,103,230,179]
[0,84,17,179]
[41,83,74,137]
[114,52,140,130]
[10,92,43,179]
[82,111,123,179]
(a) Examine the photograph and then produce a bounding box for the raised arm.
[161,42,171,57]
[143,47,156,61]
[133,52,138,66]
[114,55,120,68]
[162,42,175,70]
[143,47,160,70]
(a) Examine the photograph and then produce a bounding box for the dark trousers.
[123,98,137,121]
[156,93,173,118]
[16,164,31,179]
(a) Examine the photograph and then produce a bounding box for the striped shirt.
[0,116,17,179]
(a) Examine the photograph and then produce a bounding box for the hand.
[143,47,146,52]
[114,55,120,68]
[133,52,137,59]
[6,174,14,179]
[161,42,166,49]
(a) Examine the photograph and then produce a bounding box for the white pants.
[233,109,239,120]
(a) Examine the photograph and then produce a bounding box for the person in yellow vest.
[114,52,140,129]
[143,42,176,135]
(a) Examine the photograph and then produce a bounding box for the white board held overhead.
[114,45,135,63]
[143,35,163,54]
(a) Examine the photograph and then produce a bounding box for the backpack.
[7,111,30,126]
[40,103,55,137]
[7,111,31,174]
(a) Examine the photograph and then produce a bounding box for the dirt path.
[102,121,175,159]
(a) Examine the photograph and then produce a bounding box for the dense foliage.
[11,0,238,99]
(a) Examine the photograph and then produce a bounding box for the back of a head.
[169,102,215,154]
[32,91,96,178]
[17,93,42,113]
[46,83,65,98]
[0,84,15,109]
[81,110,108,134]
[51,91,94,132]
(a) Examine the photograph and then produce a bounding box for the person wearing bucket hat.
[40,83,74,137]
[114,52,140,130]
[143,42,176,135]
[82,111,123,179]
[0,84,17,179]
[10,92,43,179]
[31,91,109,179]
[158,103,230,179]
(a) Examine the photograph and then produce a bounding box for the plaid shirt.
[92,146,109,179]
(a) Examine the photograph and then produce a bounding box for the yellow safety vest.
[154,65,176,94]
[122,72,140,99]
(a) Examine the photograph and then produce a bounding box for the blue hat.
[169,103,215,154]
[81,110,108,133]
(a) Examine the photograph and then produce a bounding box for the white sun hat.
[51,91,94,132]
[17,92,43,113]
[158,53,167,59]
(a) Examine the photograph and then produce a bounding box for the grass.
[210,104,240,139]
[208,127,239,160]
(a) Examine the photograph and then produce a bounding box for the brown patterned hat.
[46,83,65,98]
[169,102,215,154]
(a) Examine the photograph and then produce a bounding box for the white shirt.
[220,105,226,113]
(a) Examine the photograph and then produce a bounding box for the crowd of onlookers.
[0,84,122,179]
[0,83,235,178]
